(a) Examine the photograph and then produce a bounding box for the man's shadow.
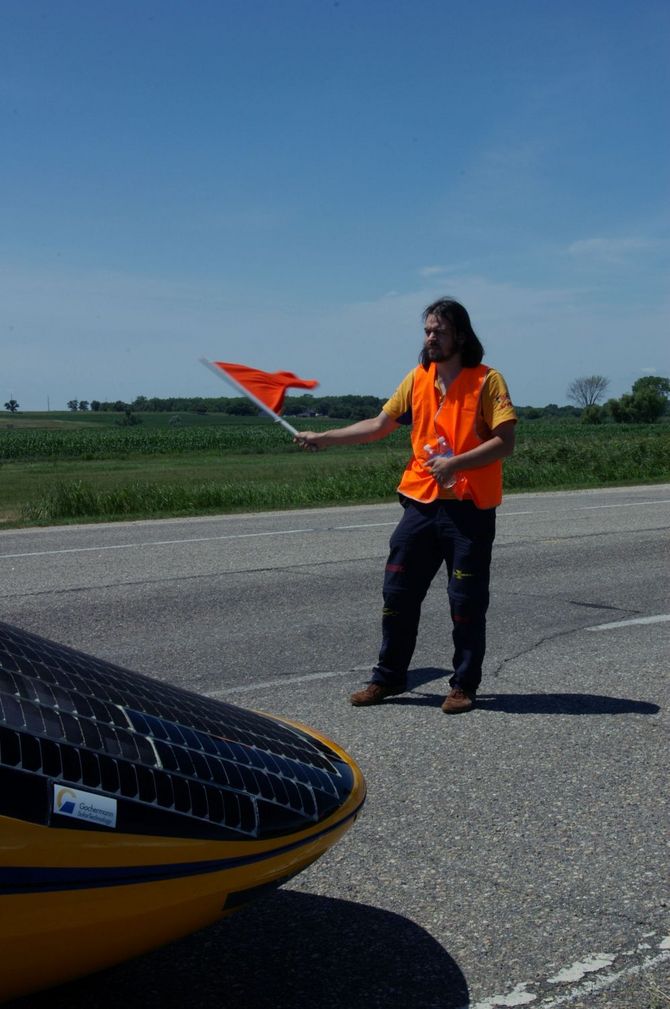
[11,890,469,1009]
[385,667,660,715]
[474,693,660,715]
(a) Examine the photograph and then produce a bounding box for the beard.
[426,344,458,362]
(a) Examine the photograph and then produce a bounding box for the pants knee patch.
[449,594,488,624]
[453,611,473,624]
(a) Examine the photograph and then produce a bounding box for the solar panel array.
[0,622,353,840]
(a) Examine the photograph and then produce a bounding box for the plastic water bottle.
[423,436,457,488]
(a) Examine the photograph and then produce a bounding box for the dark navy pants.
[371,497,496,696]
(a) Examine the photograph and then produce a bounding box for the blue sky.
[2,0,669,410]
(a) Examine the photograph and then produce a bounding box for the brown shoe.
[350,683,404,707]
[441,687,475,714]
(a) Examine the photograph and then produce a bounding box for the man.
[297,298,516,714]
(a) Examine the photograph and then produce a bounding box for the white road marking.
[586,613,670,631]
[0,494,667,560]
[500,499,670,516]
[547,953,616,983]
[465,937,670,1009]
[500,510,546,516]
[0,522,401,560]
[331,521,396,530]
[0,527,317,559]
[471,982,536,1006]
[577,499,670,510]
[207,665,371,696]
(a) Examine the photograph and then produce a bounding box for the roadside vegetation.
[1,403,669,528]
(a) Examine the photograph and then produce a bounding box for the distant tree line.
[66,394,586,422]
[68,394,620,422]
[515,403,582,420]
[10,377,665,424]
[79,394,388,420]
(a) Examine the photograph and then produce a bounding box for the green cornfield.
[1,415,668,527]
[0,424,297,460]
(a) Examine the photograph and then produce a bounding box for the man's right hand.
[294,432,322,451]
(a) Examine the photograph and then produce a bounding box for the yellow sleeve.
[480,369,517,433]
[383,370,415,424]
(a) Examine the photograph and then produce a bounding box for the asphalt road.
[1,485,669,1009]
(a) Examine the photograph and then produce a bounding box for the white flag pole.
[199,358,301,438]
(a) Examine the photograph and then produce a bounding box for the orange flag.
[212,362,319,414]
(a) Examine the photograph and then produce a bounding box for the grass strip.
[505,432,670,489]
[19,461,402,523]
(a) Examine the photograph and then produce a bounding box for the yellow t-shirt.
[383,366,517,439]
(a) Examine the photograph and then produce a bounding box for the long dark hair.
[419,298,484,369]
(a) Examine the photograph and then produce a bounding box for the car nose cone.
[0,620,365,1001]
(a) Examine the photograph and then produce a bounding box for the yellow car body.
[0,622,365,1002]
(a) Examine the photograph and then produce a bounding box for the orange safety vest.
[397,363,503,509]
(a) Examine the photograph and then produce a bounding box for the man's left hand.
[425,454,458,486]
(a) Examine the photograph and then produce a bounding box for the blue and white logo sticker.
[53,785,117,829]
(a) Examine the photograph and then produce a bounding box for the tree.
[631,375,670,399]
[226,399,257,416]
[520,407,543,420]
[115,407,142,427]
[67,399,79,412]
[78,400,89,411]
[566,375,610,409]
[606,375,670,424]
[581,404,603,424]
[90,400,101,412]
[628,376,670,422]
[4,399,19,413]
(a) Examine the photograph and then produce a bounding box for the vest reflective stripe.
[396,363,503,509]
